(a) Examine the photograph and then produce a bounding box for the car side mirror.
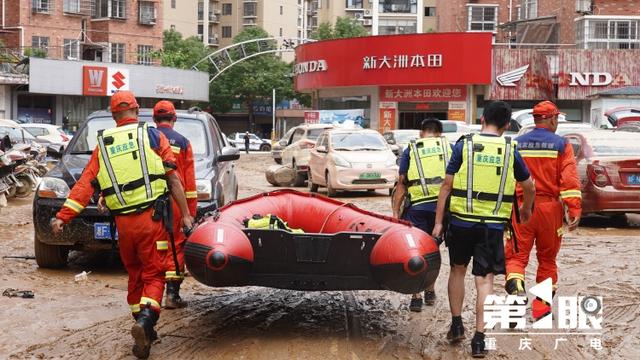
[387,139,395,145]
[316,145,328,153]
[279,140,287,146]
[217,146,240,162]
[46,144,63,159]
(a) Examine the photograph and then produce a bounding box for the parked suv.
[33,109,240,268]
[281,123,334,186]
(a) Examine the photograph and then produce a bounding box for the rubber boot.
[505,278,527,329]
[132,313,158,342]
[131,307,159,359]
[471,332,487,358]
[165,281,187,309]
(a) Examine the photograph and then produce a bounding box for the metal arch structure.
[191,37,314,83]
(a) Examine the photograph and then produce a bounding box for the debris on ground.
[3,288,34,298]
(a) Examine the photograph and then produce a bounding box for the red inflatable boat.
[185,189,440,294]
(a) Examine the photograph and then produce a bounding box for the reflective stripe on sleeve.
[63,198,85,213]
[518,150,558,158]
[171,145,181,154]
[130,304,141,314]
[140,297,161,309]
[165,271,185,280]
[156,240,168,251]
[506,273,525,281]
[560,189,582,199]
[185,191,198,199]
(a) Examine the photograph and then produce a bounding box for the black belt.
[101,174,165,196]
[451,189,514,203]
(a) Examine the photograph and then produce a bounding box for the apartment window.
[425,7,435,17]
[521,0,537,20]
[94,0,126,19]
[378,19,417,35]
[171,0,176,9]
[346,0,363,9]
[222,3,232,15]
[280,6,283,15]
[63,39,79,60]
[111,43,125,63]
[468,5,498,32]
[139,1,156,25]
[222,26,232,38]
[31,36,49,54]
[577,17,640,49]
[137,45,153,65]
[63,0,81,13]
[244,2,257,16]
[32,0,53,13]
[198,24,204,36]
[279,27,283,36]
[198,1,204,20]
[379,0,417,14]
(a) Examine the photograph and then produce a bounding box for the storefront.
[17,58,209,129]
[294,33,493,131]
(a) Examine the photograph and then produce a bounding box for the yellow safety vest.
[406,137,449,205]
[246,214,304,233]
[96,123,167,214]
[450,134,517,223]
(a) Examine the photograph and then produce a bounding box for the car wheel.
[260,144,271,152]
[308,171,319,193]
[292,160,306,187]
[34,233,69,268]
[14,174,34,198]
[326,172,337,197]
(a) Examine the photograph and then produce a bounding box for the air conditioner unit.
[363,19,372,26]
[576,0,592,13]
[355,13,364,20]
[364,9,372,17]
[197,34,204,41]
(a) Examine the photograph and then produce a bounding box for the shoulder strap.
[136,122,153,199]
[409,139,429,196]
[97,130,126,206]
[465,134,474,213]
[492,136,513,215]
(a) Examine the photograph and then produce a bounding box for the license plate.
[94,223,118,240]
[360,172,381,180]
[627,173,640,185]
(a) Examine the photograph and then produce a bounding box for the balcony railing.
[208,37,219,45]
[209,13,219,22]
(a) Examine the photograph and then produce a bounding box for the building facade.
[163,0,200,39]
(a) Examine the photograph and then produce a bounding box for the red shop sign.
[294,33,492,91]
[380,85,467,102]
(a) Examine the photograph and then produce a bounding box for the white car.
[228,132,271,151]
[517,122,595,137]
[510,109,568,132]
[441,120,473,143]
[281,123,335,186]
[21,123,71,150]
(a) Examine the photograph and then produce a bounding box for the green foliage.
[209,27,297,124]
[24,48,47,58]
[153,30,211,71]
[311,16,368,40]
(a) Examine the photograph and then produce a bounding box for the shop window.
[31,36,49,56]
[467,5,498,32]
[222,3,232,15]
[520,0,537,20]
[379,0,417,14]
[111,43,125,63]
[63,39,79,60]
[137,45,153,65]
[222,26,232,38]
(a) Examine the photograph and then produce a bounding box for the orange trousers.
[505,198,563,286]
[165,202,186,283]
[115,207,167,315]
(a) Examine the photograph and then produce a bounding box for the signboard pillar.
[378,102,397,133]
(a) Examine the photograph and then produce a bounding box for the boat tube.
[185,189,440,294]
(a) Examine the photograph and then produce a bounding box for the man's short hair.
[420,118,443,133]
[153,114,174,122]
[483,101,512,129]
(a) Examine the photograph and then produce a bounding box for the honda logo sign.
[496,64,529,87]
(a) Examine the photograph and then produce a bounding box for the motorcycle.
[2,142,42,199]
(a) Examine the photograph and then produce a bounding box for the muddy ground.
[0,153,638,359]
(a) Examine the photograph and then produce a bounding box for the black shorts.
[447,224,505,276]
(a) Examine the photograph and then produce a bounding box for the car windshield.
[588,134,640,156]
[307,128,329,140]
[0,126,25,143]
[394,131,419,144]
[69,116,209,156]
[331,132,387,151]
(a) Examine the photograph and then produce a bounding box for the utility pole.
[272,88,276,141]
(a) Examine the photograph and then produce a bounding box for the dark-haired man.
[432,101,535,358]
[392,118,450,312]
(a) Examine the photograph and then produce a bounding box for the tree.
[311,16,368,40]
[153,30,211,71]
[209,27,298,132]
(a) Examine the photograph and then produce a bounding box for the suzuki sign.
[82,66,129,96]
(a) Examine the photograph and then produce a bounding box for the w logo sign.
[83,66,107,96]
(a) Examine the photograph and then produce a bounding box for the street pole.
[272,88,276,142]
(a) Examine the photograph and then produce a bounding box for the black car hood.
[50,153,213,188]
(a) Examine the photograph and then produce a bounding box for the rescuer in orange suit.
[152,100,198,309]
[505,101,582,320]
[51,91,193,359]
